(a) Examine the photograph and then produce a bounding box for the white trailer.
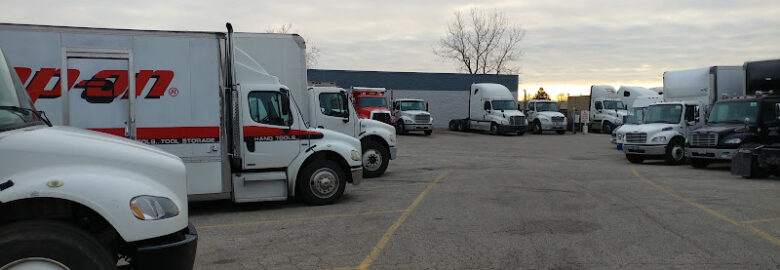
[589,85,627,134]
[448,83,527,135]
[0,23,363,205]
[0,46,197,269]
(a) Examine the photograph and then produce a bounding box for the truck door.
[315,91,355,136]
[63,49,135,138]
[241,89,301,169]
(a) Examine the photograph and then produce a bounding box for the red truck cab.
[351,87,392,124]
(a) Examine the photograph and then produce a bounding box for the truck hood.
[357,107,390,118]
[360,118,395,133]
[694,124,741,135]
[401,110,430,116]
[499,110,526,117]
[536,111,565,118]
[631,123,677,133]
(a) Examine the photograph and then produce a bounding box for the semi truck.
[391,98,433,135]
[566,86,627,134]
[714,59,780,178]
[617,85,661,108]
[351,87,393,124]
[524,99,567,134]
[622,66,743,164]
[0,46,197,269]
[308,86,397,177]
[0,23,363,205]
[448,83,527,135]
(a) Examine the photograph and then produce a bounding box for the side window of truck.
[761,101,779,125]
[319,93,349,118]
[484,101,491,110]
[595,101,602,110]
[248,91,292,126]
[685,105,697,122]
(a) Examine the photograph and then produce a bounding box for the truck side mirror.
[744,117,751,125]
[693,106,700,122]
[425,102,429,111]
[775,103,780,120]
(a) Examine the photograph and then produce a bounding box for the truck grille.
[552,116,565,122]
[372,112,392,124]
[691,133,718,147]
[414,114,430,122]
[510,116,525,126]
[625,133,647,143]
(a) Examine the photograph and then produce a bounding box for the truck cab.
[0,47,196,269]
[391,98,433,135]
[525,99,567,134]
[351,87,392,125]
[466,83,527,135]
[589,85,628,134]
[614,95,663,145]
[623,101,703,164]
[308,86,397,178]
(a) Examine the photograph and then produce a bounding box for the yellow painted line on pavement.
[741,217,780,224]
[630,165,780,246]
[196,209,405,230]
[351,182,429,191]
[356,170,450,270]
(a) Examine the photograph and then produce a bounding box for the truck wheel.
[556,130,566,135]
[0,220,115,270]
[664,138,685,165]
[424,130,433,136]
[490,123,499,135]
[517,131,525,136]
[533,120,542,134]
[362,140,389,178]
[602,122,613,134]
[690,158,709,169]
[449,120,458,131]
[298,160,346,205]
[626,154,644,164]
[395,122,406,135]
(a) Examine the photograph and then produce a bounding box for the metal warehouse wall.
[308,69,519,128]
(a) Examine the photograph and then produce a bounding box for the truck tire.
[0,220,115,270]
[689,158,709,169]
[626,154,644,164]
[424,130,432,136]
[362,140,389,178]
[517,131,525,136]
[532,120,542,134]
[602,122,613,134]
[449,120,458,131]
[556,130,566,135]
[298,160,346,205]
[490,123,499,135]
[395,122,406,135]
[664,138,685,165]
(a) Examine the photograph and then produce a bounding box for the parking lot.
[190,130,780,269]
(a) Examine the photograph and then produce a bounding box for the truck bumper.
[497,124,527,134]
[389,145,397,160]
[686,147,736,160]
[403,124,433,131]
[351,166,363,185]
[135,222,198,270]
[623,144,666,156]
[541,122,567,131]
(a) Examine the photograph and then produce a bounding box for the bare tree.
[267,24,321,68]
[434,8,525,74]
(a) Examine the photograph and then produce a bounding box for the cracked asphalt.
[189,129,780,269]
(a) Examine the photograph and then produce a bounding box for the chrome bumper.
[686,147,736,160]
[623,144,666,155]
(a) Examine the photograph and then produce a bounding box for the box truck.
[524,99,567,134]
[390,98,433,135]
[622,66,743,164]
[614,95,663,146]
[448,83,527,135]
[0,23,363,205]
[0,46,197,269]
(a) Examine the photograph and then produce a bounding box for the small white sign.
[580,110,590,123]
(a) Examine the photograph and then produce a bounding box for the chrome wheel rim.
[310,167,340,199]
[363,149,383,171]
[2,258,70,270]
[672,145,684,161]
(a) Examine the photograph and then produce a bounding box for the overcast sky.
[3,0,778,97]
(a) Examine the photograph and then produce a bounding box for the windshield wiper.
[0,106,52,126]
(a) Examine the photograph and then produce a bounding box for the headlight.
[615,119,623,124]
[540,118,551,123]
[404,119,412,124]
[350,150,361,161]
[723,138,742,145]
[130,196,179,220]
[429,116,434,123]
[500,119,509,125]
[651,136,667,143]
[617,133,624,140]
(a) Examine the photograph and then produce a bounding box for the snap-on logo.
[14,67,174,103]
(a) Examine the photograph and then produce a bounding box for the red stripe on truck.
[88,126,220,139]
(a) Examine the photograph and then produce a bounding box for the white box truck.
[0,46,197,269]
[448,83,527,135]
[524,99,567,134]
[0,23,363,205]
[622,66,743,164]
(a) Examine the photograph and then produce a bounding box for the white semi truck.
[448,83,527,135]
[588,85,627,134]
[0,46,197,269]
[0,23,363,205]
[622,66,743,164]
[617,85,661,108]
[391,98,434,135]
[524,99,567,134]
[614,95,663,145]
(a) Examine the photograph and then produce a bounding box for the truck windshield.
[708,101,759,124]
[644,104,682,124]
[0,49,42,132]
[359,97,388,108]
[535,102,559,112]
[604,100,625,110]
[400,101,425,111]
[626,107,645,124]
[491,100,517,110]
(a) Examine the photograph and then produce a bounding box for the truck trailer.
[0,23,363,205]
[448,83,527,135]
